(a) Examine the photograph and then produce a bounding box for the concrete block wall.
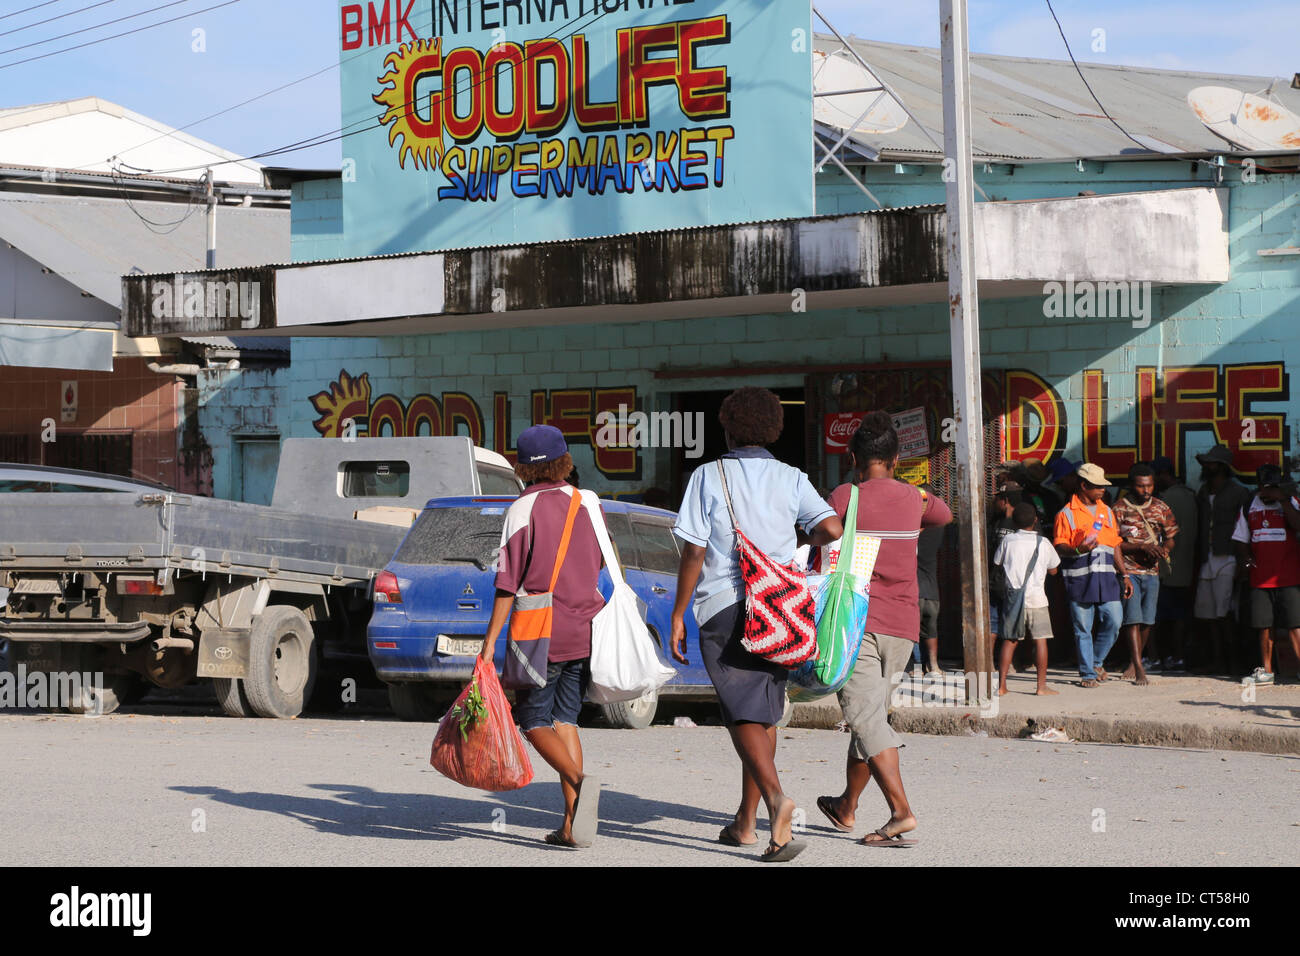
[197,365,288,500]
[227,164,1299,495]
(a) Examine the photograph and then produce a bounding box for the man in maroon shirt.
[815,412,952,848]
[480,425,605,847]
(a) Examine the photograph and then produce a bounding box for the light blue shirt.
[673,448,835,627]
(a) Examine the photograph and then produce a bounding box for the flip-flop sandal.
[570,775,600,847]
[861,827,917,848]
[816,795,853,833]
[543,830,579,849]
[759,839,806,863]
[718,825,756,847]
[1079,679,1099,688]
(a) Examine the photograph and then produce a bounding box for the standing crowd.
[986,446,1300,690]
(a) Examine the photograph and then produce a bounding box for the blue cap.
[517,424,568,464]
[1048,458,1077,480]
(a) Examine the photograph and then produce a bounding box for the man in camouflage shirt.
[1114,463,1179,684]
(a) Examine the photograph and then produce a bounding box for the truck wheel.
[244,606,317,719]
[212,678,254,718]
[387,683,444,722]
[600,689,659,729]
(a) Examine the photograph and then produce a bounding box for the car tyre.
[62,670,144,716]
[213,678,255,718]
[244,605,317,719]
[600,688,659,729]
[387,682,445,722]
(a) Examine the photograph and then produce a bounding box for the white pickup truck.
[0,437,519,717]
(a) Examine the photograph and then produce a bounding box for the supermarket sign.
[337,0,814,255]
[824,407,931,458]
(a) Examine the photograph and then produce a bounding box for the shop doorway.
[668,387,807,507]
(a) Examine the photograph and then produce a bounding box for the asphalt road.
[2,705,1297,868]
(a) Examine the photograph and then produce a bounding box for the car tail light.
[373,571,402,604]
[372,641,398,649]
[118,577,164,596]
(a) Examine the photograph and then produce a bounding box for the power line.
[97,2,442,168]
[0,0,190,56]
[123,2,620,177]
[0,0,240,71]
[0,1,65,23]
[1044,0,1152,153]
[0,0,117,41]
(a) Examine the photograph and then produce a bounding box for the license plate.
[437,636,483,657]
[12,579,60,595]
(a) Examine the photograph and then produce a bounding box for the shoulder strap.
[1025,534,1042,580]
[548,489,584,591]
[578,492,627,589]
[837,483,859,568]
[715,459,740,532]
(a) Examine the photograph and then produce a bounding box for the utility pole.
[204,168,217,269]
[940,0,992,690]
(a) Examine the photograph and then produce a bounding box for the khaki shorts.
[837,632,914,761]
[1194,560,1236,619]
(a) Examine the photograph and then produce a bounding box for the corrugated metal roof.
[813,35,1300,161]
[0,192,290,307]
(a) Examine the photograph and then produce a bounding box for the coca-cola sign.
[824,412,864,453]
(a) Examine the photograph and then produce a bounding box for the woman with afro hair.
[670,386,843,862]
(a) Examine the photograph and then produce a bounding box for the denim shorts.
[1123,574,1160,626]
[513,658,591,732]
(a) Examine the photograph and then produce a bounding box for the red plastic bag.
[430,657,534,792]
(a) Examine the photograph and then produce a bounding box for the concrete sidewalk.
[789,665,1300,755]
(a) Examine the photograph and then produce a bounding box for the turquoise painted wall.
[200,161,1298,500]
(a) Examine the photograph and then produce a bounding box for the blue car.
[367,495,710,728]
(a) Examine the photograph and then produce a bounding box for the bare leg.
[996,639,1015,694]
[1124,625,1149,685]
[1035,638,1057,695]
[1259,628,1274,676]
[726,722,795,848]
[923,637,940,672]
[524,725,584,841]
[859,747,917,844]
[1287,629,1300,679]
[729,726,775,843]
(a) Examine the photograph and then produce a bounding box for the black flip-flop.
[760,839,806,863]
[718,825,756,847]
[816,795,853,833]
[543,830,578,849]
[571,775,600,847]
[861,826,917,848]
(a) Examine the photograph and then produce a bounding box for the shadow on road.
[169,781,758,857]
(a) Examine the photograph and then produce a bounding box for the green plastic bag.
[789,484,871,702]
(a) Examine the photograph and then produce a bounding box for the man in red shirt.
[814,412,952,848]
[1230,464,1300,685]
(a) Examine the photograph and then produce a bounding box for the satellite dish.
[1188,85,1300,150]
[813,49,908,135]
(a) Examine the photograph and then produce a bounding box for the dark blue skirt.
[698,602,787,726]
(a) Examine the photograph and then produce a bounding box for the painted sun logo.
[311,369,373,437]
[373,38,446,171]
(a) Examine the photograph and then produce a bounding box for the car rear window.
[394,507,506,567]
[604,511,639,571]
[341,461,410,498]
[476,464,520,495]
[632,518,680,574]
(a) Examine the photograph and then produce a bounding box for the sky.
[0,0,1295,171]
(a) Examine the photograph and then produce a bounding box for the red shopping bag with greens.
[430,657,534,791]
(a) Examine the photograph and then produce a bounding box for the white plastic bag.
[580,492,676,704]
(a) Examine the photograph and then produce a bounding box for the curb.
[789,701,1300,756]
